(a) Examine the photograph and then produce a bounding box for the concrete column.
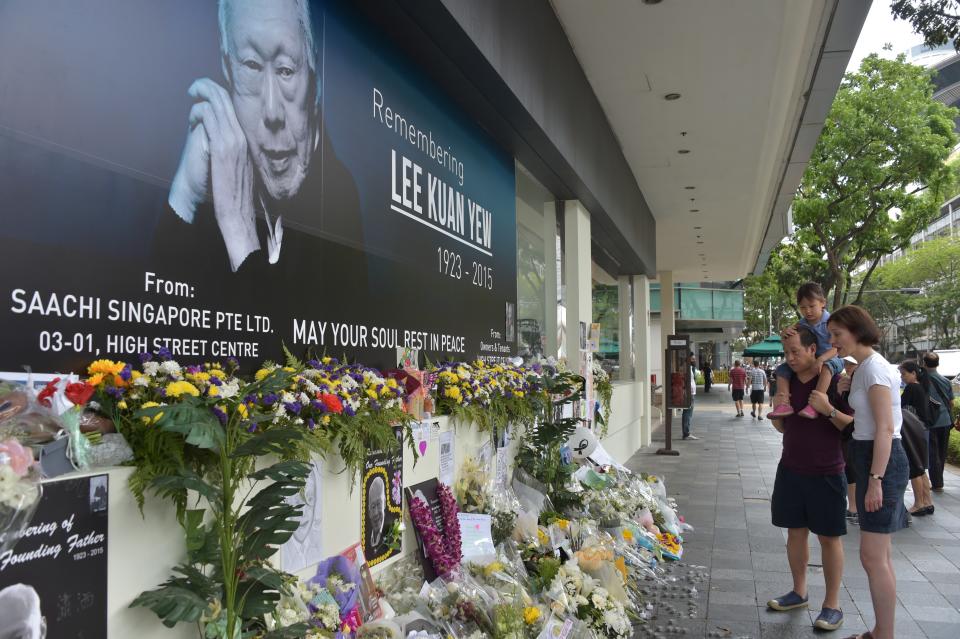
[634,274,652,447]
[543,202,559,359]
[657,270,675,418]
[563,200,592,373]
[618,275,633,380]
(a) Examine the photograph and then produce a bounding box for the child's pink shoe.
[768,403,794,419]
[797,405,818,419]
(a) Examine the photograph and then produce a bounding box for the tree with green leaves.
[867,236,960,351]
[892,1,960,52]
[743,242,829,339]
[792,53,958,308]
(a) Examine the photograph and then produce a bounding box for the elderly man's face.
[783,334,816,373]
[225,0,316,202]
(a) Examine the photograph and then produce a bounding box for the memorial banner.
[0,0,517,374]
[0,474,108,639]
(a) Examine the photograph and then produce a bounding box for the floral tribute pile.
[0,352,691,639]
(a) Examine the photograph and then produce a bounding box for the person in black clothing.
[922,352,957,492]
[703,362,712,393]
[899,361,933,516]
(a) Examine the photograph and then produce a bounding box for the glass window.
[592,263,621,380]
[515,164,553,358]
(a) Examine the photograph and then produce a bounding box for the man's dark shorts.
[771,463,847,537]
[750,389,764,404]
[732,389,744,401]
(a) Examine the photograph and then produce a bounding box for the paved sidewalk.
[625,389,960,639]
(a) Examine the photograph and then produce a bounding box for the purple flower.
[246,422,259,433]
[227,357,239,369]
[284,401,302,415]
[209,376,223,386]
[119,364,132,381]
[344,405,356,417]
[186,365,202,374]
[261,392,279,406]
[157,387,167,398]
[307,418,316,430]
[211,406,227,425]
[244,394,257,404]
[156,346,173,361]
[307,359,320,369]
[106,386,123,399]
[138,352,153,363]
[369,400,380,412]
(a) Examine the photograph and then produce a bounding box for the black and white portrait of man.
[0,584,46,639]
[366,475,386,550]
[169,0,322,271]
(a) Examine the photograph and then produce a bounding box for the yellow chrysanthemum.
[87,373,105,387]
[165,381,200,398]
[622,529,634,542]
[208,385,219,397]
[366,388,378,400]
[117,400,128,410]
[254,368,272,381]
[523,607,541,625]
[187,371,211,383]
[483,561,504,577]
[140,401,163,424]
[557,519,570,531]
[237,403,249,418]
[87,359,124,376]
[386,378,398,388]
[207,368,225,379]
[322,415,331,426]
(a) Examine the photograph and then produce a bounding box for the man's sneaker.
[768,404,794,419]
[814,607,844,631]
[845,510,859,526]
[750,410,755,417]
[798,404,819,419]
[766,590,808,611]
[682,434,699,440]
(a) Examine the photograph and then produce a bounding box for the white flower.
[133,376,150,387]
[0,465,40,511]
[217,379,240,399]
[143,361,160,377]
[160,360,182,377]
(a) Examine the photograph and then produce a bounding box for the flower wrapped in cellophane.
[0,438,42,556]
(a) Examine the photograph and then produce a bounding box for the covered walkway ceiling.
[551,0,870,282]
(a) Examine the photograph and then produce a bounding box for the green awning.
[742,334,783,357]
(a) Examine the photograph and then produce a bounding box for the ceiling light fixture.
[664,92,681,101]
[684,186,695,190]
[642,0,664,5]
[690,209,699,213]
[677,149,690,154]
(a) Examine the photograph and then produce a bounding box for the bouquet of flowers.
[255,356,415,488]
[309,554,364,637]
[431,361,542,433]
[266,579,343,638]
[0,438,41,555]
[408,483,462,579]
[541,560,632,639]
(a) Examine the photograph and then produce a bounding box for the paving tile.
[917,620,960,639]
[905,605,960,623]
[706,602,759,621]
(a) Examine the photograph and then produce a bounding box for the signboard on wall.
[0,0,517,374]
[0,474,108,639]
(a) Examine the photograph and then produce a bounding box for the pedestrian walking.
[767,325,851,632]
[728,360,747,417]
[681,353,699,440]
[749,363,767,419]
[703,361,713,393]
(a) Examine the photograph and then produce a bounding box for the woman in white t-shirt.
[824,305,908,639]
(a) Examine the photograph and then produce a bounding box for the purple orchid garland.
[408,483,462,577]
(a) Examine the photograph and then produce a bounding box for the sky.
[847,0,930,71]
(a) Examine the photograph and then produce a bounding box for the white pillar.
[563,201,592,374]
[618,275,633,380]
[658,270,675,419]
[543,202,559,359]
[634,274,652,447]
